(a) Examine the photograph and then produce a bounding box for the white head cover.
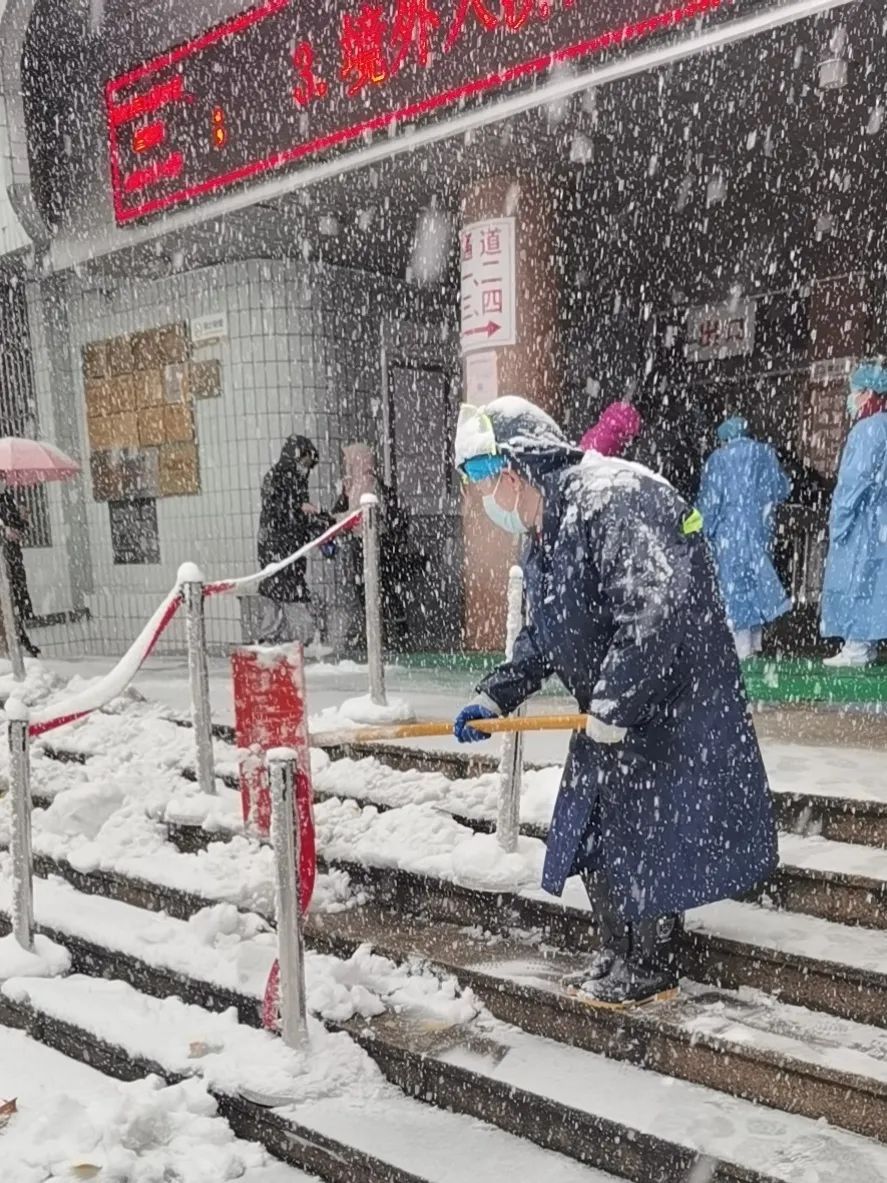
[454,396,565,468]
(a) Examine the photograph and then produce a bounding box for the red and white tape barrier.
[24,509,364,738]
[204,510,362,598]
[28,587,183,738]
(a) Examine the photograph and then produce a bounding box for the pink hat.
[580,402,643,456]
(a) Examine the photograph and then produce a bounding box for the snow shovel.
[310,713,589,747]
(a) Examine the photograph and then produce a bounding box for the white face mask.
[482,479,526,534]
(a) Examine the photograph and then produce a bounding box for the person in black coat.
[452,397,777,1008]
[256,435,331,645]
[0,490,39,657]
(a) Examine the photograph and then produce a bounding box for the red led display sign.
[105,0,722,224]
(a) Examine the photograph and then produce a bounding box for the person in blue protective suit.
[453,396,777,1008]
[697,416,792,660]
[820,361,887,667]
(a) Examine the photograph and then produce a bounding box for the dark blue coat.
[478,457,778,920]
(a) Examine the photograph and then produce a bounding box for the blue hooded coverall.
[821,411,887,643]
[697,436,791,631]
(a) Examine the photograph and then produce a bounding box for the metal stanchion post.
[268,749,308,1050]
[360,494,387,707]
[497,566,524,854]
[181,565,216,797]
[7,698,33,950]
[0,543,24,682]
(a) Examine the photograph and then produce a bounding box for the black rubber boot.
[560,872,630,991]
[580,914,682,1008]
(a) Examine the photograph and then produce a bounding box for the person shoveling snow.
[452,396,777,1008]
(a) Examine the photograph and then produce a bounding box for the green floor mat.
[741,657,887,705]
[392,651,887,706]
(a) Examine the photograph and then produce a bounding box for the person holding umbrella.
[0,491,39,656]
[0,436,80,676]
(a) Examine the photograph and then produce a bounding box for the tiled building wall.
[29,256,447,655]
[21,278,79,623]
[0,87,30,256]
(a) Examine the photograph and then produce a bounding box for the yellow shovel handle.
[311,713,589,746]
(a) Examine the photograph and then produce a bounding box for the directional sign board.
[460,217,516,354]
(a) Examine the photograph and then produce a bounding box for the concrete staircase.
[5,734,887,1182]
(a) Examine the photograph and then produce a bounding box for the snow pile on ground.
[183,902,477,1025]
[0,932,69,980]
[0,876,476,1029]
[311,693,416,730]
[450,831,544,892]
[4,974,383,1107]
[32,695,231,767]
[309,943,478,1026]
[0,1027,302,1183]
[309,659,366,676]
[313,753,562,826]
[310,865,364,913]
[0,659,64,709]
[162,784,245,832]
[315,797,545,892]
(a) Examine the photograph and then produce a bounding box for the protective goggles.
[461,453,507,484]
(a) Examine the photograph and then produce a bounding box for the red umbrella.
[0,438,80,486]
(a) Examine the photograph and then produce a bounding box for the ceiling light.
[706,170,727,207]
[817,57,848,89]
[569,133,593,164]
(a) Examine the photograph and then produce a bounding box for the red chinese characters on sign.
[686,299,756,362]
[444,0,564,49]
[341,0,445,94]
[444,0,497,49]
[107,0,719,224]
[340,0,572,93]
[292,41,328,107]
[391,0,442,71]
[340,4,389,95]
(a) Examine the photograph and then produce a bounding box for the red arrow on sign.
[463,320,501,338]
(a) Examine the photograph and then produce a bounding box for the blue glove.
[454,703,498,743]
[321,541,338,558]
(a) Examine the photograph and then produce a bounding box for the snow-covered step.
[687,895,887,974]
[309,898,887,1144]
[46,762,887,936]
[161,765,887,935]
[0,1026,312,1183]
[0,974,627,1183]
[6,972,887,1183]
[16,872,887,1145]
[779,831,887,881]
[37,729,887,851]
[15,836,887,1033]
[771,832,887,929]
[0,874,479,1035]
